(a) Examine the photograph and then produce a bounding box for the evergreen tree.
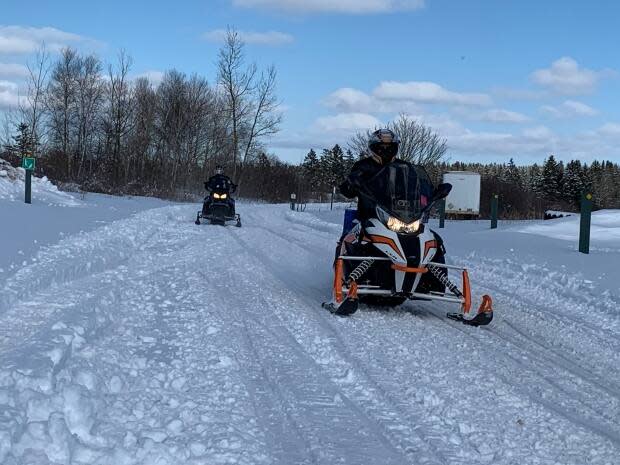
[503,158,522,189]
[302,149,320,187]
[9,123,36,157]
[539,155,564,201]
[562,160,585,208]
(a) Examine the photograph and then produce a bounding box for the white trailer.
[442,171,481,217]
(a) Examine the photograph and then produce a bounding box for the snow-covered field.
[1,192,619,464]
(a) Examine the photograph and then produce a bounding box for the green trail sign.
[22,157,35,204]
[22,157,35,171]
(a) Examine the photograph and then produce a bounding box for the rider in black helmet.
[339,129,401,221]
[203,165,237,215]
[205,165,236,192]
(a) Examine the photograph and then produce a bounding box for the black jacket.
[205,174,236,193]
[339,156,387,220]
[339,157,435,221]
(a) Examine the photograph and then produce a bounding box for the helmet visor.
[370,142,398,162]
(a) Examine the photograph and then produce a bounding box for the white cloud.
[232,0,425,14]
[0,62,28,79]
[0,80,20,109]
[374,81,492,106]
[480,109,530,123]
[0,26,98,55]
[541,100,598,118]
[314,112,382,132]
[491,87,548,101]
[453,107,529,124]
[531,57,610,95]
[597,122,620,138]
[135,70,165,86]
[324,81,491,115]
[203,29,294,46]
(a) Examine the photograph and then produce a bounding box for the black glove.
[339,178,359,199]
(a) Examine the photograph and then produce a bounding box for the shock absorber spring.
[427,264,463,298]
[347,259,375,283]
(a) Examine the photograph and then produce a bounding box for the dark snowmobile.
[195,188,241,227]
[323,161,493,326]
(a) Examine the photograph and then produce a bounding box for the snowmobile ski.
[447,294,494,326]
[322,298,359,316]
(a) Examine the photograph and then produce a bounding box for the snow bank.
[0,158,81,206]
[514,210,620,247]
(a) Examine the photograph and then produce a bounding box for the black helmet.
[215,165,224,175]
[368,129,399,164]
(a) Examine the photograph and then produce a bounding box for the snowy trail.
[1,203,619,464]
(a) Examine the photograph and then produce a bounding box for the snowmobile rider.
[205,165,236,193]
[339,129,401,222]
[203,165,237,214]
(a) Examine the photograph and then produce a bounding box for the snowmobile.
[195,188,241,227]
[323,161,493,326]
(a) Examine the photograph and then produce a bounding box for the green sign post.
[438,198,446,228]
[490,194,499,229]
[579,192,593,254]
[22,157,35,204]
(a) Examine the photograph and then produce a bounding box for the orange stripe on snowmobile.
[478,295,493,314]
[334,258,344,304]
[424,240,438,259]
[391,264,428,273]
[368,235,404,259]
[462,269,472,313]
[347,281,359,300]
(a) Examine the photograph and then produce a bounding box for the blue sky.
[2,0,620,165]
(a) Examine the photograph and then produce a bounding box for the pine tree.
[504,158,522,189]
[9,123,36,157]
[540,155,564,201]
[562,160,584,208]
[302,149,320,187]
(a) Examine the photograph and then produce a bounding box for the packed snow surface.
[1,200,619,464]
[0,160,80,207]
[515,209,620,247]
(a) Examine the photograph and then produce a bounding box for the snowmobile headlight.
[387,217,421,234]
[213,193,227,199]
[376,207,421,234]
[220,193,227,199]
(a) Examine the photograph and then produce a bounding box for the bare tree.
[103,50,134,185]
[75,54,104,178]
[347,130,373,159]
[217,27,281,185]
[47,47,80,178]
[347,114,447,167]
[20,46,50,157]
[388,114,447,166]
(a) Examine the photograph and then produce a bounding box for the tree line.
[1,36,617,215]
[1,28,281,199]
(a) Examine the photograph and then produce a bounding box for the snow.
[0,199,619,464]
[0,160,81,207]
[514,210,620,247]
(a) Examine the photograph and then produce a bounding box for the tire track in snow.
[244,206,620,463]
[197,230,413,464]
[229,218,458,465]
[426,309,620,449]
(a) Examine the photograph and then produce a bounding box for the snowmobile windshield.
[365,161,433,224]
